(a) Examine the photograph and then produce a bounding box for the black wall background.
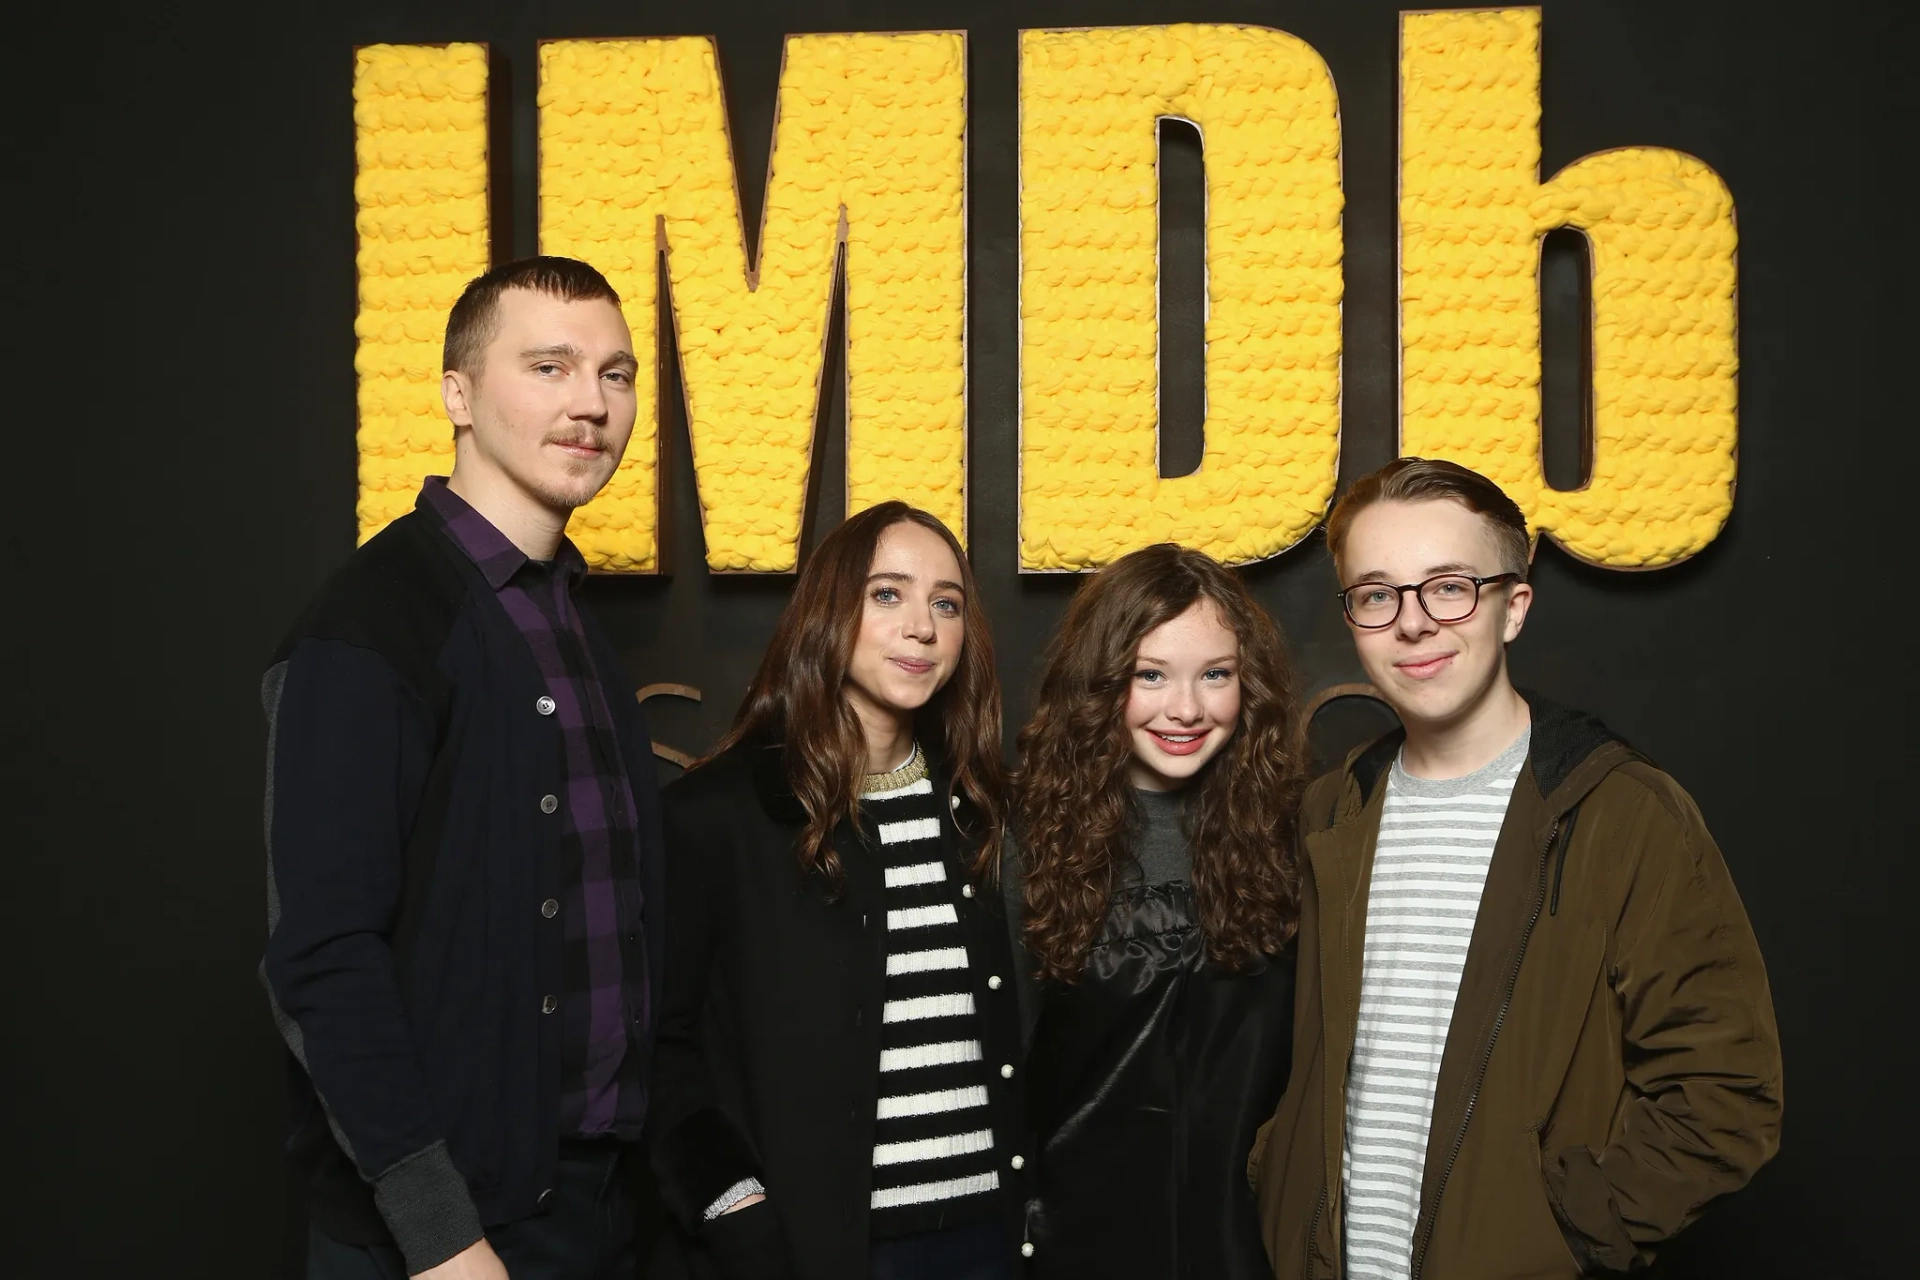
[18,0,1912,1274]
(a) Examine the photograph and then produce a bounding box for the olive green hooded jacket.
[1250,696,1782,1278]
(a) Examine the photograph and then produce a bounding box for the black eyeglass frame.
[1335,572,1524,629]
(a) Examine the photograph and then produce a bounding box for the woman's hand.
[704,1192,789,1280]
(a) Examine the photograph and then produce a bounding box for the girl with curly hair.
[1005,544,1307,1278]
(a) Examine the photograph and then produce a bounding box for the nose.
[1393,585,1439,642]
[901,601,936,643]
[1164,680,1202,724]
[567,369,609,422]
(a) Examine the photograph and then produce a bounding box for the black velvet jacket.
[1018,878,1296,1279]
[650,740,1028,1280]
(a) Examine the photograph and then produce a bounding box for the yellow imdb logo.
[351,9,1736,575]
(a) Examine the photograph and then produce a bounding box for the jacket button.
[1000,1063,1015,1079]
[1021,1242,1035,1258]
[1010,1154,1025,1170]
[539,794,559,814]
[540,898,559,919]
[535,696,556,716]
[536,1187,553,1210]
[961,883,975,899]
[987,976,1002,990]
[541,995,558,1014]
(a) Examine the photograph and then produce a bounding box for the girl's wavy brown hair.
[1015,544,1306,981]
[710,502,1006,890]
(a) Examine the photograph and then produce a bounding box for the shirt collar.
[417,476,587,592]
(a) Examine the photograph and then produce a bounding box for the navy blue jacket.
[260,509,666,1273]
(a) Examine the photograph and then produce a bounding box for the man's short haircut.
[442,255,623,377]
[1325,456,1533,579]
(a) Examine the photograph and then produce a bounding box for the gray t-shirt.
[1122,786,1193,887]
[1002,787,1195,1040]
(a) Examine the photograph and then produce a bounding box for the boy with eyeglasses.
[1250,458,1781,1279]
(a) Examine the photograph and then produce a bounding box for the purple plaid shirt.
[420,477,648,1138]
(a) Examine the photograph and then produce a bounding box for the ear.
[1502,580,1534,643]
[442,369,475,428]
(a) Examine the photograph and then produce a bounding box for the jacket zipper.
[1305,1181,1329,1277]
[1408,817,1558,1279]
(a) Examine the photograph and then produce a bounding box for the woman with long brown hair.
[1006,544,1306,1279]
[649,502,1025,1280]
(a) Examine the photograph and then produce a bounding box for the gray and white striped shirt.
[1341,728,1530,1279]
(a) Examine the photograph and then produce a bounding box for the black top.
[260,505,667,1273]
[1007,791,1296,1279]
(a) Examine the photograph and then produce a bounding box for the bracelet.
[702,1177,767,1221]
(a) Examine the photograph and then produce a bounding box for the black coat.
[1021,879,1296,1280]
[650,740,1028,1280]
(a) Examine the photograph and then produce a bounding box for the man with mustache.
[1252,458,1782,1278]
[262,257,665,1279]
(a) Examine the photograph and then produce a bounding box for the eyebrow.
[520,343,640,372]
[1349,561,1480,584]
[1135,653,1238,667]
[868,571,965,593]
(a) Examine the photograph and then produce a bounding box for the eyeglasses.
[1336,572,1523,629]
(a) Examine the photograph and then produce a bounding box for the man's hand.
[719,1192,766,1215]
[413,1238,509,1279]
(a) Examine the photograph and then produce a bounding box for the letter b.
[1399,8,1737,568]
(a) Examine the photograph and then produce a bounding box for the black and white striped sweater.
[862,765,1000,1237]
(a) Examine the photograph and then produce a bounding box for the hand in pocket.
[702,1197,791,1280]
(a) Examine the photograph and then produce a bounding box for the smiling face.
[441,287,639,518]
[1338,498,1533,736]
[1124,599,1243,792]
[843,520,968,743]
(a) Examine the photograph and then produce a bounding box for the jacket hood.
[1343,690,1641,821]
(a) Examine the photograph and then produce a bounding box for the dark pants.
[307,1140,638,1280]
[868,1220,1010,1280]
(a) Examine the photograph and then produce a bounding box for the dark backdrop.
[19,0,1911,1274]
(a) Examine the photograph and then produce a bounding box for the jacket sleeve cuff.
[1542,1145,1636,1274]
[652,1105,764,1232]
[370,1140,486,1275]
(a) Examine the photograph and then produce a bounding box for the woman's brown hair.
[1015,544,1306,980]
[710,502,1006,889]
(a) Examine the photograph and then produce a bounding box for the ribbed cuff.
[370,1140,486,1275]
[703,1177,767,1221]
